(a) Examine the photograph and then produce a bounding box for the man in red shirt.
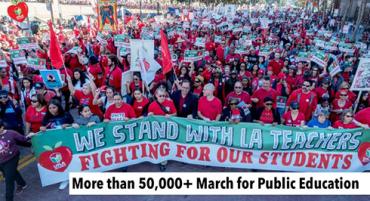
[104,56,123,92]
[198,83,222,121]
[225,81,251,107]
[251,77,278,109]
[268,53,284,75]
[148,88,177,116]
[104,93,136,121]
[287,80,318,121]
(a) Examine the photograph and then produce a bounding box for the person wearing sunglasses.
[333,111,359,129]
[192,75,204,97]
[330,89,353,123]
[220,98,251,123]
[148,88,177,117]
[0,90,23,135]
[286,80,318,122]
[25,94,47,135]
[335,82,356,103]
[254,97,280,125]
[282,101,305,127]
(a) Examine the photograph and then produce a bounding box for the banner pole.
[353,90,362,113]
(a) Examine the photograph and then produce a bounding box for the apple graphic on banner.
[357,142,370,165]
[7,2,29,23]
[38,141,73,172]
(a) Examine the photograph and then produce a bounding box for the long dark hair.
[44,99,65,119]
[72,68,88,87]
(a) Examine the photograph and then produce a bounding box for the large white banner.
[130,39,154,72]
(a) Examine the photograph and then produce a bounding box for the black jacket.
[220,107,252,122]
[170,91,198,118]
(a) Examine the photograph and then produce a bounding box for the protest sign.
[310,51,327,67]
[130,40,154,72]
[296,52,310,62]
[339,43,355,55]
[114,34,130,47]
[195,37,206,47]
[350,58,370,91]
[17,37,39,50]
[10,50,27,65]
[121,70,133,96]
[27,58,46,70]
[118,46,130,56]
[97,0,118,32]
[40,70,64,89]
[184,50,203,62]
[0,51,7,67]
[32,116,370,187]
[96,32,109,45]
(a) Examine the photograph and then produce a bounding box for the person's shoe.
[16,184,28,194]
[159,164,167,172]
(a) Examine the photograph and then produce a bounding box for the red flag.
[160,30,172,75]
[48,21,63,69]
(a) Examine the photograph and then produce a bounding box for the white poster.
[130,40,154,72]
[350,58,370,91]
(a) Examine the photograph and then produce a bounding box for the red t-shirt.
[259,109,274,124]
[148,99,177,116]
[132,97,149,117]
[225,91,251,106]
[198,96,222,120]
[25,106,47,132]
[251,88,278,108]
[104,103,136,120]
[75,90,103,118]
[104,66,123,92]
[330,99,352,122]
[333,121,358,129]
[282,111,305,127]
[268,59,284,75]
[354,108,370,127]
[286,89,318,121]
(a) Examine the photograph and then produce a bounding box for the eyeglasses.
[345,115,353,118]
[340,94,348,96]
[195,80,201,83]
[265,103,273,106]
[158,95,166,98]
[234,86,242,89]
[229,103,237,105]
[303,84,310,88]
[0,95,7,99]
[31,100,38,103]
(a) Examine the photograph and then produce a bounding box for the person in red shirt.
[104,55,123,92]
[132,88,149,117]
[104,93,136,121]
[198,83,222,121]
[148,88,177,116]
[66,74,103,118]
[254,97,281,125]
[334,82,357,103]
[25,94,47,134]
[282,101,305,127]
[333,111,359,129]
[286,80,318,121]
[268,53,284,75]
[330,90,353,123]
[315,78,333,100]
[225,81,251,107]
[127,73,143,95]
[251,77,278,109]
[354,108,370,128]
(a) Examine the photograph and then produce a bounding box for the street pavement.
[1,147,370,201]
